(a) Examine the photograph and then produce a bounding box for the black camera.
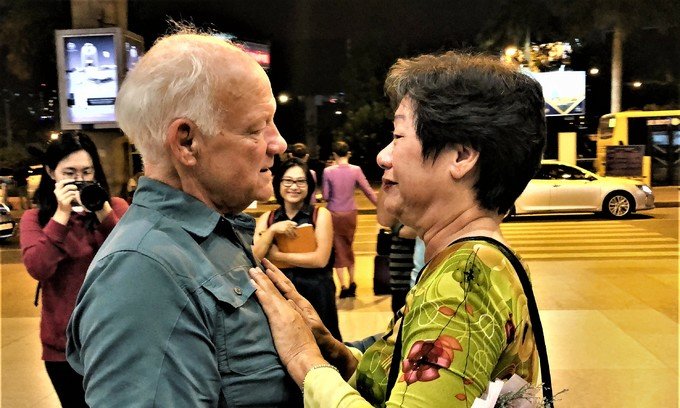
[70,181,109,212]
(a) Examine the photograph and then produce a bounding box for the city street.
[1,207,678,407]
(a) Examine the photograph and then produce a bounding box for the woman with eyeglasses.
[253,158,341,340]
[20,131,128,407]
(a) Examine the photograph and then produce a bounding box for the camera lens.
[78,182,109,211]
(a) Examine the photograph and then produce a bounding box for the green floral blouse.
[355,239,538,407]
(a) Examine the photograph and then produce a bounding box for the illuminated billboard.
[236,40,271,70]
[527,70,586,116]
[56,28,144,129]
[212,33,270,71]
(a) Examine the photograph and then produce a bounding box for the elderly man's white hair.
[115,27,246,167]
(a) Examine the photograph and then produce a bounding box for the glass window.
[558,165,589,180]
[534,165,555,179]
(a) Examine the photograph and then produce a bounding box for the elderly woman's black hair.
[33,131,110,227]
[273,158,316,206]
[384,51,546,215]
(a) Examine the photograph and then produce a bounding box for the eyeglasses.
[281,178,308,188]
[60,167,95,180]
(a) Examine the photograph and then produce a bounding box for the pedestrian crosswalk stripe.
[502,220,638,226]
[502,231,657,238]
[501,225,645,231]
[520,251,678,260]
[354,216,677,261]
[511,244,678,252]
[503,237,675,244]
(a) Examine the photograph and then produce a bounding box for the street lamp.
[334,110,342,115]
[504,46,518,57]
[589,67,600,76]
[632,81,642,88]
[277,93,290,104]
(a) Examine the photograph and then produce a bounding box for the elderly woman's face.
[377,98,452,224]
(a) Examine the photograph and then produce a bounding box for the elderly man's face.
[194,58,286,214]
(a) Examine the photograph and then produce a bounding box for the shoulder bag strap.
[384,236,553,405]
[384,318,403,402]
[473,236,553,405]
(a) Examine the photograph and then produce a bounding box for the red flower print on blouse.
[402,335,463,385]
[505,313,516,344]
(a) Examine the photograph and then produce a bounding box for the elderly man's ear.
[448,144,479,181]
[167,119,198,166]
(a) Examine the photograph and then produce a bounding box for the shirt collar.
[132,177,223,238]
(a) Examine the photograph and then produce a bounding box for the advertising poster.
[528,71,586,116]
[605,145,645,177]
[62,34,118,124]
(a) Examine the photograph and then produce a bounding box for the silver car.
[510,160,655,218]
[0,203,16,241]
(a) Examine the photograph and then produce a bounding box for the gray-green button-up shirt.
[67,177,301,407]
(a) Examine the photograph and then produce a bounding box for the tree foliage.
[332,43,395,180]
[477,0,562,51]
[0,0,69,85]
[0,144,30,168]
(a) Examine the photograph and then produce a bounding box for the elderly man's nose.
[267,124,287,155]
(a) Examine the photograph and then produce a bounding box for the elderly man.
[66,29,296,406]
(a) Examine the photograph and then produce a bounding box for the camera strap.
[33,282,41,307]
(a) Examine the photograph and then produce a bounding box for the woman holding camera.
[20,131,128,407]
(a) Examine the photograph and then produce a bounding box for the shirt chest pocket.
[201,268,281,376]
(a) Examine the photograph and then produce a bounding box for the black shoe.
[347,282,357,298]
[339,287,349,298]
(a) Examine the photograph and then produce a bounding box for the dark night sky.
[127,0,501,94]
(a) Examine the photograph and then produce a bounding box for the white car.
[510,160,655,218]
[0,203,16,241]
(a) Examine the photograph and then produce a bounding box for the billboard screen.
[124,34,143,73]
[236,40,271,70]
[528,71,586,116]
[56,28,144,129]
[61,33,118,126]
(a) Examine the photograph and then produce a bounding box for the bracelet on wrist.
[301,364,340,393]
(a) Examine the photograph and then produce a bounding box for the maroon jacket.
[20,198,128,361]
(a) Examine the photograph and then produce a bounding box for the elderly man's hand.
[248,264,327,386]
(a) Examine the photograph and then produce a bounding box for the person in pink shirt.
[322,141,377,297]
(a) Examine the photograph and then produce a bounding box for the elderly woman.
[249,51,547,407]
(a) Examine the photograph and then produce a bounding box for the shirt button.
[233,287,243,296]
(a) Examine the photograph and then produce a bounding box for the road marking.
[354,216,677,261]
[512,243,678,252]
[519,251,678,260]
[502,237,675,244]
[502,231,656,238]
